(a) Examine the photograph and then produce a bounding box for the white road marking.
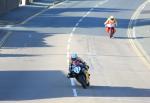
[70,78,75,86]
[72,89,77,97]
[128,0,150,68]
[5,25,12,28]
[0,0,67,48]
[79,18,83,22]
[72,28,76,32]
[0,31,11,47]
[66,0,108,97]
[21,1,66,25]
[75,23,79,27]
[68,38,71,43]
[133,27,136,38]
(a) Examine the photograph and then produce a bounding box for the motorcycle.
[69,65,90,89]
[105,24,116,38]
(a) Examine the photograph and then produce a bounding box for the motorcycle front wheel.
[77,75,87,89]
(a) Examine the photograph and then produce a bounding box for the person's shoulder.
[78,57,85,62]
[77,57,82,59]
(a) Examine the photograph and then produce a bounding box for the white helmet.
[71,53,78,59]
[110,16,114,19]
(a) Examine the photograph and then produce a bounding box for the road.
[0,0,150,103]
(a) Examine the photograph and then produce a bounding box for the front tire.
[78,75,87,89]
[87,82,90,86]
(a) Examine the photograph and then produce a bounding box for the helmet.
[110,16,114,19]
[71,53,78,60]
[109,16,114,20]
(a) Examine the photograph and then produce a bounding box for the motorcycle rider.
[104,16,117,38]
[67,53,90,79]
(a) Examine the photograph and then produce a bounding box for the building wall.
[0,0,19,15]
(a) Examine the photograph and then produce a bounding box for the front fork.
[106,27,115,38]
[109,27,114,38]
[84,70,90,84]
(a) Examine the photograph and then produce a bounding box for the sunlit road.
[0,0,150,103]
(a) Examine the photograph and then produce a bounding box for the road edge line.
[128,0,150,68]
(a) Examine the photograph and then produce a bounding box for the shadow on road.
[0,70,71,101]
[85,85,150,97]
[114,36,150,39]
[1,30,55,48]
[0,70,150,101]
[0,54,39,57]
[19,7,149,29]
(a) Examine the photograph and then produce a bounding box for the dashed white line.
[70,78,75,86]
[79,18,83,22]
[67,0,108,97]
[68,38,71,43]
[75,23,79,27]
[67,45,70,51]
[72,89,77,97]
[72,28,76,32]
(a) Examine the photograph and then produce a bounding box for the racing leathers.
[68,57,89,78]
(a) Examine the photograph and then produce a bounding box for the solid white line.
[128,0,150,68]
[133,27,136,38]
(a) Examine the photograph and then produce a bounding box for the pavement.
[134,1,150,63]
[0,0,150,103]
[0,0,64,43]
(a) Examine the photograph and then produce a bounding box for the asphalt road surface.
[0,0,150,103]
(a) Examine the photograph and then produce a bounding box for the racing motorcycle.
[105,24,116,38]
[68,63,90,89]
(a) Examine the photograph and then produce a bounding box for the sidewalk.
[0,0,64,42]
